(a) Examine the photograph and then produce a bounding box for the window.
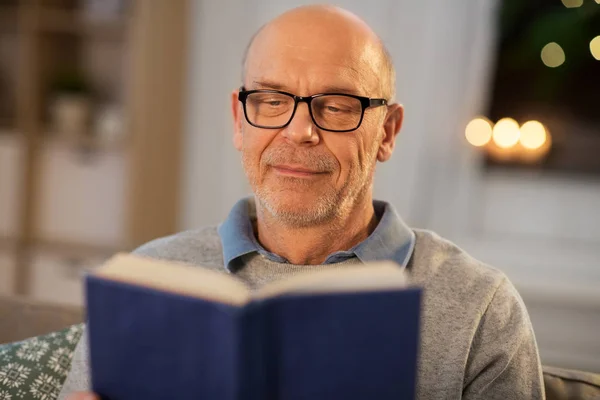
[486,0,600,175]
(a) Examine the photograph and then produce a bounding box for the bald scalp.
[241,5,396,101]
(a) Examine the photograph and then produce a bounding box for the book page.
[254,261,408,300]
[91,253,251,306]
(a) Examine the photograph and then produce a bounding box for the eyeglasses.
[237,87,388,133]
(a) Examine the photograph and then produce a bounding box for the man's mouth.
[271,164,327,177]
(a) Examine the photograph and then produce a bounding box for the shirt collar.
[217,196,415,272]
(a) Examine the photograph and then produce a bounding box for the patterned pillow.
[0,324,84,400]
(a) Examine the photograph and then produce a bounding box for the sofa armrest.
[544,365,600,400]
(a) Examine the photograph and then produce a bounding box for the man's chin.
[257,193,337,227]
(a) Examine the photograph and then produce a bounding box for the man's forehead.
[245,35,380,95]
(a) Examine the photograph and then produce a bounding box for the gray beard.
[254,182,341,228]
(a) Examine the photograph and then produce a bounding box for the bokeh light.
[590,36,600,61]
[492,118,521,149]
[541,43,566,68]
[519,121,547,150]
[561,0,583,7]
[465,118,493,147]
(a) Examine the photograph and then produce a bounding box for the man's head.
[231,5,403,228]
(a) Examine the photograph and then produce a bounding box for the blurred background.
[0,0,598,372]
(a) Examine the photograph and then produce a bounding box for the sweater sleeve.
[462,277,546,399]
[57,326,91,399]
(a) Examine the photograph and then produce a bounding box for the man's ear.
[377,103,404,162]
[231,90,243,151]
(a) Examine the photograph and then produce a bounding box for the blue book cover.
[86,253,421,400]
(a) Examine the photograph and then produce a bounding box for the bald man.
[62,5,545,400]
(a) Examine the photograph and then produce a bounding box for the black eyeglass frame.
[237,86,388,133]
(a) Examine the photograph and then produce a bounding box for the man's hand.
[66,392,99,400]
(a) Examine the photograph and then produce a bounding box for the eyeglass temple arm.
[369,99,388,107]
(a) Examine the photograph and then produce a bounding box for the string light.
[465,117,553,163]
[465,117,552,163]
[519,121,547,150]
[561,0,583,7]
[590,36,600,61]
[492,118,521,149]
[465,118,493,147]
[541,43,566,68]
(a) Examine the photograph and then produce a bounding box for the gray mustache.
[262,147,337,173]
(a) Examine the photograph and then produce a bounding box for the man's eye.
[266,100,282,106]
[325,104,353,113]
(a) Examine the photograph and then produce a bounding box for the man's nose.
[281,102,319,146]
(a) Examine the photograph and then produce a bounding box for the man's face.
[232,18,397,227]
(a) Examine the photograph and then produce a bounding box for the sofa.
[0,294,599,399]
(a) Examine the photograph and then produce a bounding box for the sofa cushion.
[544,365,600,400]
[0,324,83,400]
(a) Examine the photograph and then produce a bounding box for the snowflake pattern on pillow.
[0,324,83,400]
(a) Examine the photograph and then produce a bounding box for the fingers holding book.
[66,392,99,400]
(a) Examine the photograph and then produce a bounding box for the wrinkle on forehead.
[248,58,371,96]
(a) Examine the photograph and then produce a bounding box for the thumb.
[66,392,100,400]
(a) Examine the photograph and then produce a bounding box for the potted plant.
[49,71,93,141]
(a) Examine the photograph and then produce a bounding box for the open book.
[86,253,422,400]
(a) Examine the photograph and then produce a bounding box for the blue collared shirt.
[217,197,415,271]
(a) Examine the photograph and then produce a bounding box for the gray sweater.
[59,227,545,399]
